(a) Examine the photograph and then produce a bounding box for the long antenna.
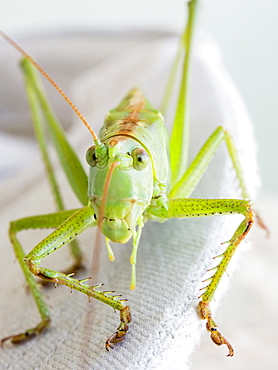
[0,30,100,143]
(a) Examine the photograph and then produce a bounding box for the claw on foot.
[197,301,234,357]
[210,327,234,357]
[105,306,131,351]
[0,318,50,346]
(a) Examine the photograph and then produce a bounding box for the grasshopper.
[0,0,266,357]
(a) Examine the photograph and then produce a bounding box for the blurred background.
[0,1,277,369]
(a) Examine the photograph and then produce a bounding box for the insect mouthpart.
[99,217,131,244]
[90,196,133,243]
[90,196,149,244]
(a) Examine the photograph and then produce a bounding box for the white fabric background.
[0,29,259,369]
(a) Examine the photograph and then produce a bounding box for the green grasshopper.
[0,0,266,357]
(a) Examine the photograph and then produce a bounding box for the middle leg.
[148,197,255,356]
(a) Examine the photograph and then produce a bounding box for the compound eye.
[86,145,97,167]
[131,147,149,171]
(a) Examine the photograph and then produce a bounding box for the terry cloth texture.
[0,28,258,369]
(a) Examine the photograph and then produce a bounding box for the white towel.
[0,28,258,369]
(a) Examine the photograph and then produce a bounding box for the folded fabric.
[0,28,258,369]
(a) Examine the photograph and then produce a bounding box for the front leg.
[2,205,131,349]
[24,205,131,349]
[148,197,255,356]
